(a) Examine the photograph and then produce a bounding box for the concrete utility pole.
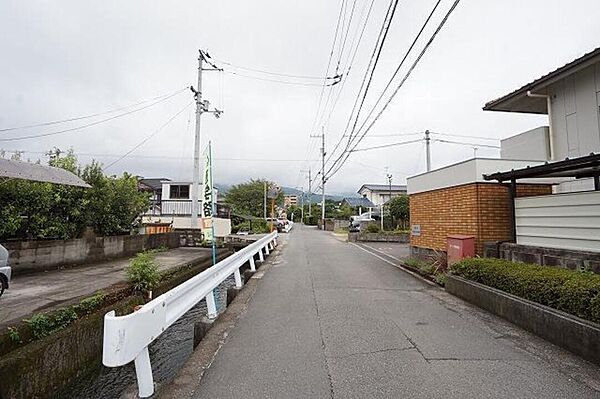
[300,169,312,217]
[386,172,392,231]
[263,181,267,219]
[311,130,326,225]
[190,52,204,228]
[425,130,431,172]
[190,50,222,229]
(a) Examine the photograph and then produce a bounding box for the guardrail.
[102,231,278,397]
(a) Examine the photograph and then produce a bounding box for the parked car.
[349,210,380,232]
[0,244,11,298]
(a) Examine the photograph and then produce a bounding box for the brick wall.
[409,183,551,255]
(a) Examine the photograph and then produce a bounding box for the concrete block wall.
[409,183,551,255]
[4,232,180,275]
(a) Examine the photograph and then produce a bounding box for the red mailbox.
[447,235,475,265]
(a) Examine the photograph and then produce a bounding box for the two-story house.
[357,184,407,206]
[141,179,231,236]
[484,47,600,192]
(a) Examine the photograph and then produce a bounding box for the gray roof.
[140,177,170,191]
[0,158,90,187]
[342,197,376,208]
[483,47,600,114]
[358,184,407,193]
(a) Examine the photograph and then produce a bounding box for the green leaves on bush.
[365,224,381,233]
[126,251,160,293]
[451,258,600,323]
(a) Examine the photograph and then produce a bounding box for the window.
[170,184,190,199]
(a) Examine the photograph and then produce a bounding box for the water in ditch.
[57,275,236,399]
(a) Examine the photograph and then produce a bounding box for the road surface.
[0,247,212,329]
[187,226,600,398]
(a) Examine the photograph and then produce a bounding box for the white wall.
[515,191,600,252]
[407,158,546,194]
[548,63,600,160]
[500,127,550,160]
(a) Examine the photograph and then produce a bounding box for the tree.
[388,195,410,229]
[0,149,149,240]
[224,179,283,218]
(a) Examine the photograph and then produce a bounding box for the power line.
[430,131,500,142]
[432,138,500,149]
[345,0,444,152]
[324,0,398,168]
[0,88,188,132]
[210,58,338,81]
[351,138,423,152]
[326,0,462,181]
[0,88,188,142]
[104,101,194,170]
[224,70,340,87]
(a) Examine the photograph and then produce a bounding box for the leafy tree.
[388,195,410,229]
[225,179,283,218]
[0,149,149,240]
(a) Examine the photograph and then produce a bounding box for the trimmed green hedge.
[450,258,600,324]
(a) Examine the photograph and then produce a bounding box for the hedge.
[450,258,600,324]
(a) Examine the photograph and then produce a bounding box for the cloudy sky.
[1,0,599,194]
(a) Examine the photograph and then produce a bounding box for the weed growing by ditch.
[7,327,22,344]
[126,251,160,293]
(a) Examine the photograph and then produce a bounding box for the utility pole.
[190,50,222,229]
[425,130,431,172]
[300,169,312,217]
[263,181,267,219]
[386,172,392,232]
[310,130,326,225]
[473,146,478,158]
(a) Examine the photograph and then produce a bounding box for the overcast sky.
[1,0,600,195]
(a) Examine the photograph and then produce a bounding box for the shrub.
[126,251,160,293]
[304,215,319,226]
[365,224,380,233]
[451,258,600,323]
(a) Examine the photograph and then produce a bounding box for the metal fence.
[102,231,278,397]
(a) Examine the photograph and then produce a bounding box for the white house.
[357,184,407,206]
[141,180,231,236]
[484,47,600,192]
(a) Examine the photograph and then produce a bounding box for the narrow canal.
[57,276,236,399]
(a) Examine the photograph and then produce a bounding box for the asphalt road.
[0,247,212,329]
[191,226,600,398]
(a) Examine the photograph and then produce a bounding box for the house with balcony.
[358,184,407,206]
[141,179,232,236]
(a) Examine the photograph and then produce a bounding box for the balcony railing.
[143,199,231,218]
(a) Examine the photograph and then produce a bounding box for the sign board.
[201,143,214,242]
[411,224,421,236]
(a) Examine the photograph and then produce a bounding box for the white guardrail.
[102,231,278,397]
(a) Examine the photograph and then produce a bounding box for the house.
[357,184,407,206]
[141,180,231,236]
[484,47,600,192]
[408,48,600,263]
[341,197,375,209]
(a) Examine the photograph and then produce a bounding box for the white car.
[0,244,11,298]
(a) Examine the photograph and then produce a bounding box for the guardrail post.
[264,244,270,255]
[234,268,242,288]
[249,256,256,271]
[273,238,278,247]
[206,290,218,319]
[258,248,264,262]
[134,347,154,398]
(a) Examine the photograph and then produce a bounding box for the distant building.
[357,184,407,206]
[284,194,298,208]
[341,197,375,210]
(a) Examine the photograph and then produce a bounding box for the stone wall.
[4,232,180,275]
[409,183,551,255]
[350,232,409,243]
[484,241,600,273]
